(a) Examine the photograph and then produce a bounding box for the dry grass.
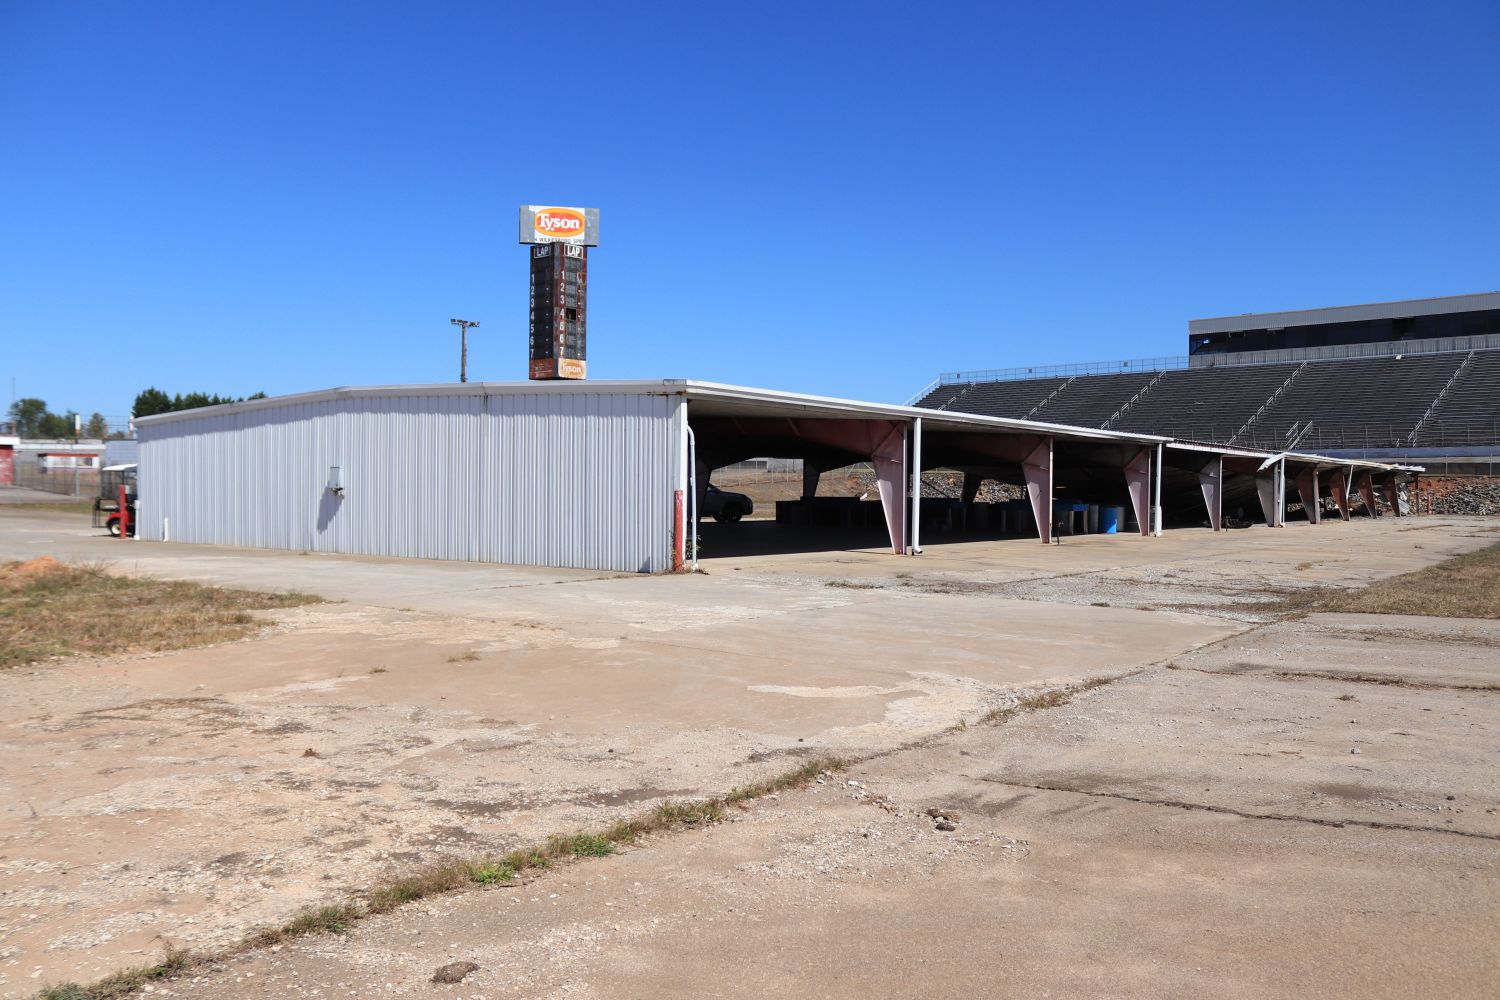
[1321,541,1500,618]
[34,754,848,1000]
[10,499,96,516]
[979,676,1114,725]
[1272,541,1500,620]
[0,558,320,669]
[34,950,192,1000]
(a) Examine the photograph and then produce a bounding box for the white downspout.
[686,424,699,571]
[1274,458,1284,527]
[911,417,923,554]
[1152,441,1164,536]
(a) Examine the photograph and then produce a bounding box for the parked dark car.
[701,483,753,523]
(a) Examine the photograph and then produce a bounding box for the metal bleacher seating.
[1412,350,1500,447]
[931,376,1069,418]
[1110,363,1302,441]
[915,349,1500,452]
[1029,372,1158,428]
[1236,354,1463,449]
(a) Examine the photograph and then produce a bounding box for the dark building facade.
[1189,291,1500,359]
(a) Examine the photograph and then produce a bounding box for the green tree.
[84,412,109,439]
[7,398,50,437]
[38,410,77,439]
[132,387,266,417]
[132,387,173,418]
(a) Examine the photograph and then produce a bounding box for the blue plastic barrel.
[1100,506,1121,534]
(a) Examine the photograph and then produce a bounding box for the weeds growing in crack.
[33,754,848,1000]
[979,677,1113,725]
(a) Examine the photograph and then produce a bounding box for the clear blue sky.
[3,1,1497,421]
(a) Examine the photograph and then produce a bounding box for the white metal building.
[135,380,1420,573]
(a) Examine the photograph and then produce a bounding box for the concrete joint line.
[972,776,1500,842]
[1167,663,1500,694]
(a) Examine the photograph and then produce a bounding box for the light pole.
[450,318,480,383]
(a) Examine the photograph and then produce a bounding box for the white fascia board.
[676,381,1170,445]
[135,378,1170,446]
[1166,441,1272,460]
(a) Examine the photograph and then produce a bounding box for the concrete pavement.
[1,505,1496,995]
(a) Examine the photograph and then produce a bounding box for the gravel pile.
[1419,477,1500,516]
[850,470,1025,502]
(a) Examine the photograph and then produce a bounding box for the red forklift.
[93,464,138,537]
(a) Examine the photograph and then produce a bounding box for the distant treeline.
[131,387,267,418]
[5,398,119,439]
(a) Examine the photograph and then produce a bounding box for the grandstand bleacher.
[1414,350,1500,447]
[916,348,1500,456]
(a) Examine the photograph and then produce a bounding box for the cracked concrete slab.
[2,506,1496,995]
[153,655,1500,1000]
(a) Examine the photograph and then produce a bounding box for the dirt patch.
[1313,782,1383,802]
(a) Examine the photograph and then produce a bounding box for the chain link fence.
[12,456,102,497]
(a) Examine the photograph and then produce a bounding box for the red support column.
[1382,473,1402,517]
[1327,469,1351,521]
[1295,468,1321,524]
[802,463,821,500]
[1255,472,1279,527]
[1021,437,1053,544]
[1199,456,1223,531]
[1124,447,1152,537]
[1355,471,1378,518]
[870,425,907,554]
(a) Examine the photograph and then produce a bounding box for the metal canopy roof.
[1165,441,1422,474]
[135,379,1171,446]
[134,379,1420,474]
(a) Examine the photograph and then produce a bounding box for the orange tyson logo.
[533,208,586,237]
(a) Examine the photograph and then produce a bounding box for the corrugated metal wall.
[137,389,683,573]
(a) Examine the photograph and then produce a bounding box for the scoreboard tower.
[519,205,600,380]
[528,243,587,380]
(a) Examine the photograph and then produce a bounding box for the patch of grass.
[366,866,472,914]
[446,649,481,663]
[37,948,192,1000]
[0,558,321,670]
[1323,541,1500,619]
[34,754,850,1000]
[470,860,517,884]
[16,499,95,516]
[549,832,615,858]
[724,755,848,804]
[979,677,1114,725]
[650,798,728,826]
[1271,541,1500,620]
[279,903,360,936]
[825,578,880,590]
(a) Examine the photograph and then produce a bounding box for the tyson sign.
[518,205,600,246]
